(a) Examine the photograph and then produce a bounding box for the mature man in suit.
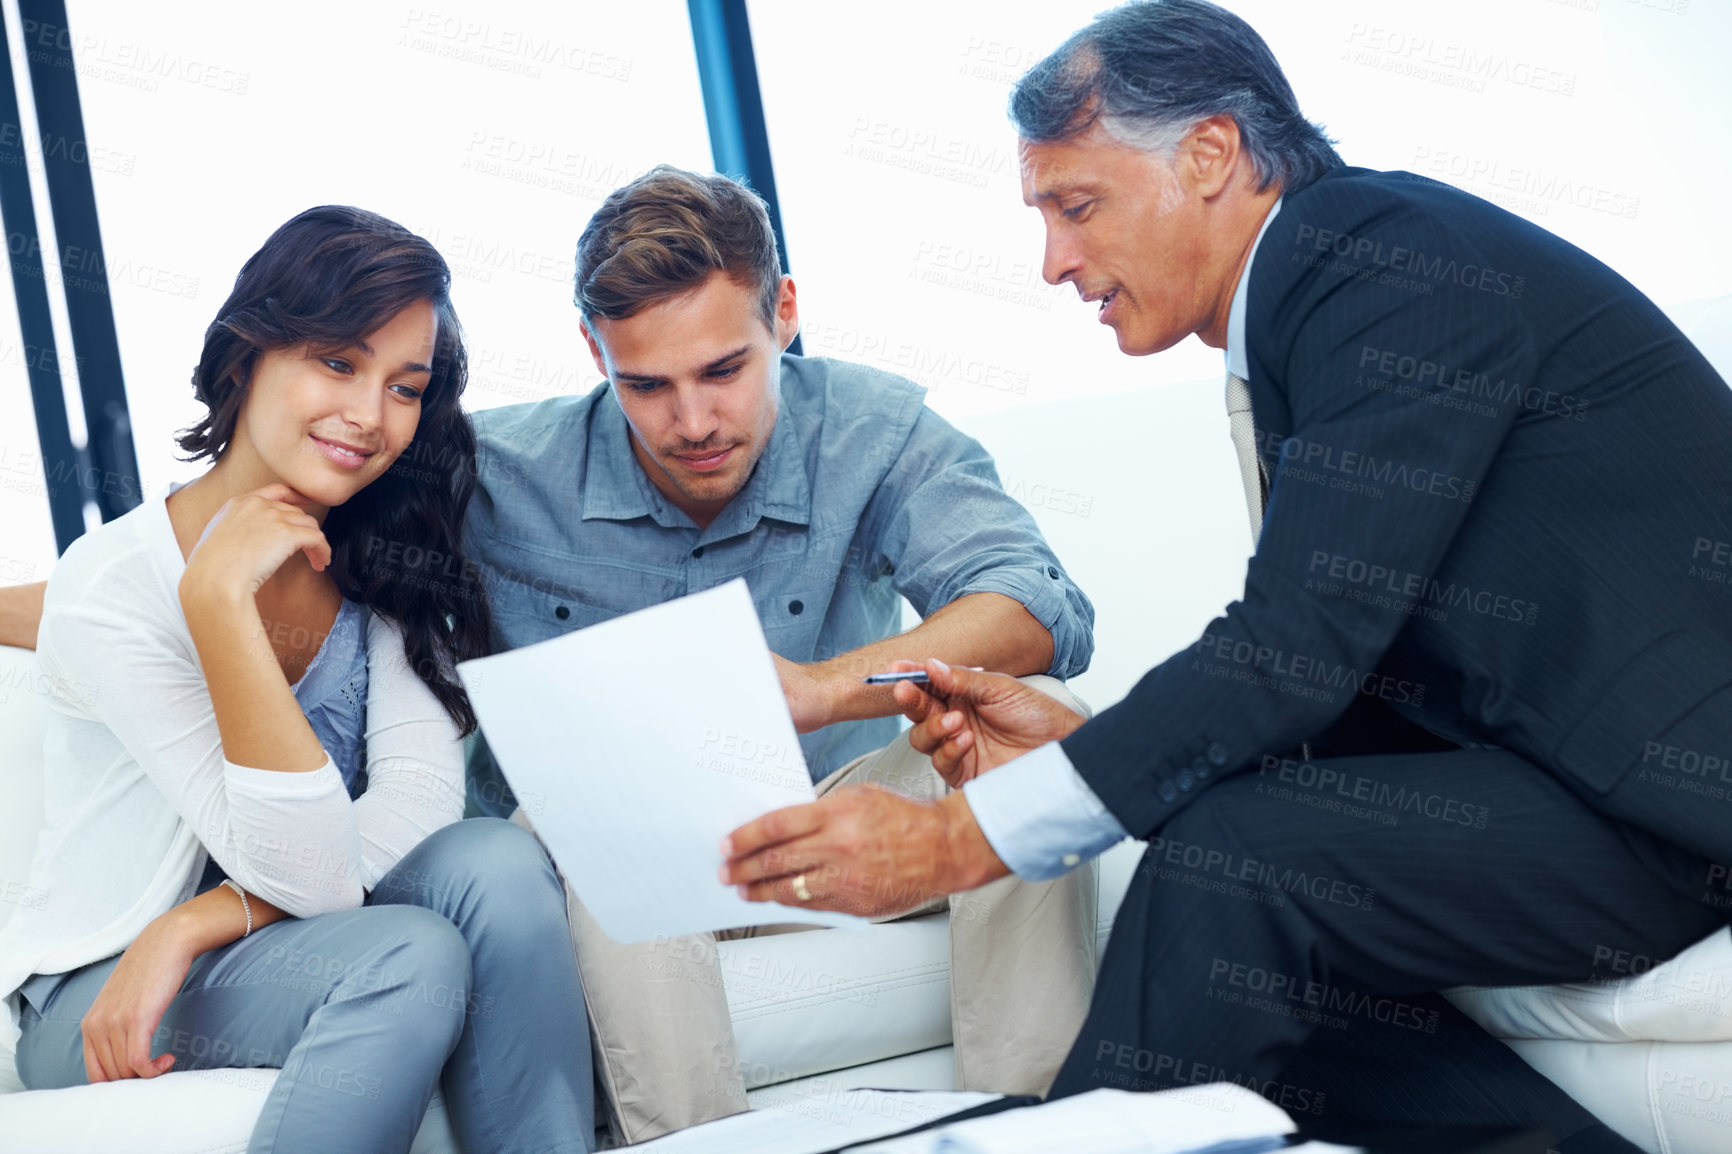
[723,1,1732,1147]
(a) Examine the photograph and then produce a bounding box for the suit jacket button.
[1159,780,1178,802]
[1176,768,1194,791]
[1206,742,1229,766]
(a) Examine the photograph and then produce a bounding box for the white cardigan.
[0,490,466,1045]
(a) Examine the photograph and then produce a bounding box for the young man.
[467,166,1099,1142]
[719,3,1732,1149]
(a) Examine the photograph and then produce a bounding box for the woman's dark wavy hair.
[177,205,493,735]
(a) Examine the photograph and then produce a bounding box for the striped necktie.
[1225,371,1269,545]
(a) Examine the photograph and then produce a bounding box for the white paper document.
[629,1090,999,1154]
[457,579,868,942]
[852,1083,1295,1154]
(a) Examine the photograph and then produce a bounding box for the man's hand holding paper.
[719,784,998,917]
[722,656,1088,916]
[456,579,867,942]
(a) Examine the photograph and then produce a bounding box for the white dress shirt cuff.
[963,741,1129,882]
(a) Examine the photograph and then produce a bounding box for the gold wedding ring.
[791,873,814,902]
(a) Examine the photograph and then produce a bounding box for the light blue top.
[292,596,370,798]
[462,353,1096,808]
[966,200,1284,881]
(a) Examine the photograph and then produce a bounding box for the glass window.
[63,0,711,504]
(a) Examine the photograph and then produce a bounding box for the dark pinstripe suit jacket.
[1063,166,1732,846]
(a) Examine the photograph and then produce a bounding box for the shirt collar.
[704,396,812,540]
[1226,196,1283,381]
[580,367,813,535]
[581,387,672,524]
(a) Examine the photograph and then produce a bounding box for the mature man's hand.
[892,659,1086,787]
[721,787,1009,916]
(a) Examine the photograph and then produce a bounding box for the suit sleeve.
[1062,203,1534,837]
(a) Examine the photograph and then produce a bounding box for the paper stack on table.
[456,579,868,943]
[629,1089,1001,1153]
[851,1083,1297,1154]
[620,1081,1303,1154]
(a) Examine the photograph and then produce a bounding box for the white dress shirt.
[964,198,1284,880]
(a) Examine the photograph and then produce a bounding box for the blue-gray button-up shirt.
[462,353,1094,810]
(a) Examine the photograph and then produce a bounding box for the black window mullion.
[20,0,142,527]
[0,8,88,551]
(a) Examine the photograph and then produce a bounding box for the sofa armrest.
[1448,928,1732,1043]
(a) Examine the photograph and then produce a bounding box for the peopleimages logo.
[1146,834,1378,910]
[1259,755,1491,829]
[1409,147,1641,221]
[1292,223,1525,298]
[1357,345,1588,421]
[1191,631,1425,708]
[1208,958,1441,1032]
[1306,550,1540,626]
[1256,431,1477,504]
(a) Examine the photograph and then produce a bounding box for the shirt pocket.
[486,543,681,647]
[755,585,832,660]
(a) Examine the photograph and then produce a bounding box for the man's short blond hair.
[575,165,782,329]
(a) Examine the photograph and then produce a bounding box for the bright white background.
[1,0,1727,709]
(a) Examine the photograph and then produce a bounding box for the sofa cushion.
[1502,1037,1732,1154]
[1448,928,1732,1044]
[745,1046,957,1107]
[722,915,953,1089]
[0,644,48,944]
[0,1068,457,1154]
[0,645,48,1095]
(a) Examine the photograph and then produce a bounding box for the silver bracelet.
[220,879,253,937]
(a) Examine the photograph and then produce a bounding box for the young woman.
[0,206,594,1153]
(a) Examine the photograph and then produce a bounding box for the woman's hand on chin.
[80,912,200,1082]
[180,483,334,610]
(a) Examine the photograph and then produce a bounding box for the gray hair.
[1010,0,1341,193]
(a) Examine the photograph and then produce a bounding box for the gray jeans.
[16,817,594,1154]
